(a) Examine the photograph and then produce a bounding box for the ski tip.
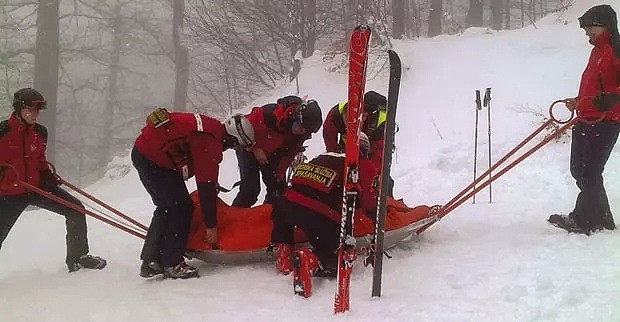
[387,50,400,59]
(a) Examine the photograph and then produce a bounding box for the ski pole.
[472,90,482,204]
[484,88,492,203]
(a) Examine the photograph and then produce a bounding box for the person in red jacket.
[0,88,106,272]
[323,90,394,195]
[132,108,254,279]
[232,96,323,207]
[548,5,620,235]
[270,133,379,296]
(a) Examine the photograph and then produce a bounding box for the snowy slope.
[1,2,619,321]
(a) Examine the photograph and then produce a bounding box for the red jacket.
[0,113,51,195]
[578,31,620,122]
[246,102,310,179]
[322,102,386,169]
[134,112,225,183]
[134,112,226,227]
[284,152,379,223]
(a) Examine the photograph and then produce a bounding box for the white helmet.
[224,114,255,147]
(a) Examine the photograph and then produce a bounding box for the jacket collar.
[8,112,30,131]
[591,30,611,48]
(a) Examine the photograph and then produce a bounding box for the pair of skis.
[333,25,402,313]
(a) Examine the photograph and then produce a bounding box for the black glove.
[40,169,61,189]
[592,92,620,112]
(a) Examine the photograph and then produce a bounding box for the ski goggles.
[27,100,48,110]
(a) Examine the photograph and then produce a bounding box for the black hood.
[579,5,620,58]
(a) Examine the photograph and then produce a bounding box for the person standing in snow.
[322,90,394,195]
[132,108,255,279]
[270,133,379,296]
[232,96,323,208]
[548,5,620,235]
[0,88,107,272]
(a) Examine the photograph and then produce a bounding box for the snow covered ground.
[1,2,619,321]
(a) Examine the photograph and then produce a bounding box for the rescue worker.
[270,133,379,296]
[232,96,323,207]
[0,88,106,273]
[133,108,255,279]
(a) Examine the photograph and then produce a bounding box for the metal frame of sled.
[185,215,438,265]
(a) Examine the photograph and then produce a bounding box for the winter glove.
[40,169,61,189]
[592,92,620,112]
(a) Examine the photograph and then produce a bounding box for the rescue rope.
[416,98,605,234]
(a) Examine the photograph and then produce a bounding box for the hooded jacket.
[577,5,620,121]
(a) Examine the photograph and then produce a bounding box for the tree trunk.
[302,0,316,58]
[465,0,483,27]
[173,0,189,111]
[490,0,502,30]
[428,0,442,37]
[521,0,524,27]
[504,0,511,29]
[33,0,60,161]
[101,13,122,171]
[392,0,405,39]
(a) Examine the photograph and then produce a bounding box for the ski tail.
[370,50,402,298]
[334,24,371,314]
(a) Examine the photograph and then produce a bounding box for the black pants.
[232,148,284,207]
[132,147,194,267]
[569,121,620,229]
[0,187,89,266]
[271,198,340,269]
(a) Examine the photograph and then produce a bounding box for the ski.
[334,24,371,314]
[370,50,402,297]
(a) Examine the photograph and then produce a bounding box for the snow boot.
[547,214,591,236]
[292,248,320,298]
[275,243,293,275]
[601,212,616,231]
[163,262,199,279]
[68,254,107,272]
[140,261,164,278]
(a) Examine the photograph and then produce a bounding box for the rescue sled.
[185,191,438,264]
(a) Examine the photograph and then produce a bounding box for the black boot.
[163,262,199,279]
[601,212,616,230]
[140,261,164,278]
[548,214,591,236]
[68,254,107,272]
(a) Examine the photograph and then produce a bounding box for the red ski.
[333,24,371,314]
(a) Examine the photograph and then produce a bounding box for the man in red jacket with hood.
[133,109,255,279]
[232,96,323,207]
[549,5,620,234]
[0,88,106,272]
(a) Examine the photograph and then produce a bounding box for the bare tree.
[465,0,483,27]
[173,0,189,111]
[33,0,60,160]
[392,0,405,39]
[490,0,503,30]
[428,0,442,36]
